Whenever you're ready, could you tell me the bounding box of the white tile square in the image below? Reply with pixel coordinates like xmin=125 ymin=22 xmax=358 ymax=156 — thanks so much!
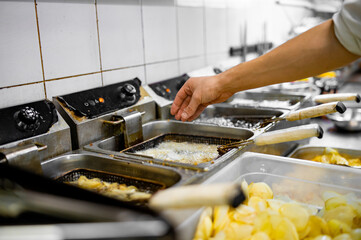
xmin=0 ymin=83 xmax=45 ymax=109
xmin=206 ymin=52 xmax=229 ymax=66
xmin=142 ymin=0 xmax=178 ymax=63
xmin=177 ymin=6 xmax=205 ymax=58
xmin=97 ymin=0 xmax=144 ymax=70
xmin=37 ymin=0 xmax=100 ymax=80
xmin=45 ymin=73 xmax=102 ymax=99
xmin=0 ymin=1 xmax=43 ymax=88
xmin=205 ymin=7 xmax=228 ymax=54
xmin=145 ymin=61 xmax=179 ymax=84
xmin=176 ymin=0 xmax=203 ymax=7
xmin=102 ymin=66 xmax=146 ymax=86
xmin=205 ymin=0 xmax=227 ymax=8
xmin=179 ymin=56 xmax=206 ymax=74
xmin=227 ymin=8 xmax=245 ymax=47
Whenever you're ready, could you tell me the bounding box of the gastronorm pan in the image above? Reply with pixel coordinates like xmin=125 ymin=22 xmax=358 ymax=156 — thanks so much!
xmin=223 ymin=91 xmax=308 ymax=110
xmin=84 ymin=121 xmax=255 ymax=171
xmin=121 ymin=133 xmax=242 ymax=171
xmin=41 ymin=152 xmax=182 ymax=202
xmin=196 ymin=102 xmax=345 ymax=131
xmin=327 ymin=107 xmax=361 ymax=132
xmin=0 ymin=163 xmax=175 ymax=240
xmin=192 ymin=105 xmax=287 ymax=131
xmin=174 ymin=152 xmax=361 ymax=240
xmin=288 ymin=145 xmax=361 ymax=168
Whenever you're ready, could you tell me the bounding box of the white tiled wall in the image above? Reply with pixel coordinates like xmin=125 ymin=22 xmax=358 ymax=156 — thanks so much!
xmin=45 ymin=73 xmax=102 ymax=100
xmin=145 ymin=60 xmax=179 ymax=84
xmin=37 ymin=0 xmax=100 ymax=80
xmin=179 ymin=56 xmax=206 ymax=73
xmin=102 ymin=66 xmax=146 ymax=86
xmin=142 ymin=0 xmax=178 ymax=63
xmin=0 ymin=0 xmax=43 ymax=88
xmin=0 ymin=0 xmax=310 ymax=108
xmin=177 ymin=5 xmax=205 ymax=58
xmin=97 ymin=0 xmax=144 ymax=70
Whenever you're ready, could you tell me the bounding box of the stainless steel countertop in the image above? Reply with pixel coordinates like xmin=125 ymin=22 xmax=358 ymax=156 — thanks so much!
xmin=309 ymin=118 xmax=361 ymax=149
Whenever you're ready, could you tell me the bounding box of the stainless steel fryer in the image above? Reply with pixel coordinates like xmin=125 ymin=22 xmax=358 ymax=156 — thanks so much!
xmin=0 ymin=99 xmax=71 ymax=174
xmin=41 ymin=151 xmax=187 ymax=206
xmin=223 ymin=91 xmax=310 ymax=110
xmin=42 ymin=152 xmax=182 ymax=188
xmin=193 ymin=105 xmax=288 ymax=130
xmin=53 ymin=78 xmax=156 ymax=150
xmin=84 ymin=120 xmax=255 ymax=171
xmin=121 ymin=133 xmax=241 ymax=169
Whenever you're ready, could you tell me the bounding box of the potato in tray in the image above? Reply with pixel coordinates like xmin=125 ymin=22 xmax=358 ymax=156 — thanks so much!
xmin=193 ymin=181 xmax=361 ymax=240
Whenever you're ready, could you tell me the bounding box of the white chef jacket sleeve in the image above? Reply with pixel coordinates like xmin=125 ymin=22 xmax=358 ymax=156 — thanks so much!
xmin=333 ymin=0 xmax=361 ymax=56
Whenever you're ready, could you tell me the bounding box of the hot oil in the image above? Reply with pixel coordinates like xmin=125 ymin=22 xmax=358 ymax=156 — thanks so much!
xmin=193 ymin=116 xmax=262 ymax=129
xmin=230 ymin=98 xmax=292 ymax=108
xmin=135 ymin=141 xmax=219 ymax=165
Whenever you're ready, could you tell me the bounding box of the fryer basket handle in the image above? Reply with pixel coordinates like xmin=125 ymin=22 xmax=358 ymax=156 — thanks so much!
xmin=254 ymin=123 xmax=323 ymax=146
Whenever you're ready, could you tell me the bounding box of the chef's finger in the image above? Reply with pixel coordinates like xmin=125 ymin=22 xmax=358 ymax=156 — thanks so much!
xmin=187 ymin=105 xmax=208 ymax=122
xmin=171 ymin=85 xmax=189 ymax=116
xmin=181 ymin=93 xmax=201 ymax=121
xmin=175 ymin=96 xmax=191 ymax=120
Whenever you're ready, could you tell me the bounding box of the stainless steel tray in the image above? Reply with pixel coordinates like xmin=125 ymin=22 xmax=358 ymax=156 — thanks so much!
xmin=288 ymin=145 xmax=361 ymax=168
xmin=193 ymin=105 xmax=288 ymax=131
xmin=172 ymin=152 xmax=361 ymax=240
xmin=327 ymin=107 xmax=361 ymax=132
xmin=84 ymin=120 xmax=255 ymax=171
xmin=41 ymin=151 xmax=183 ymax=188
xmin=223 ymin=91 xmax=309 ymax=110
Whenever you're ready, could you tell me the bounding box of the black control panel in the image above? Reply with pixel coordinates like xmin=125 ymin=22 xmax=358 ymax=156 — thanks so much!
xmin=57 ymin=78 xmax=142 ymax=119
xmin=148 ymin=74 xmax=189 ymax=101
xmin=0 ymin=100 xmax=58 ymax=145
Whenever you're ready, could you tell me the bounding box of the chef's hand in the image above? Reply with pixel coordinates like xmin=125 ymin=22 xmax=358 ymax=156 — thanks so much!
xmin=170 ymin=75 xmax=234 ymax=122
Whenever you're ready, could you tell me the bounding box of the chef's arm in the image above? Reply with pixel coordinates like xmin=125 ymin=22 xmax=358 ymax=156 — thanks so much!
xmin=172 ymin=19 xmax=360 ymax=122
xmin=220 ymin=19 xmax=360 ymax=94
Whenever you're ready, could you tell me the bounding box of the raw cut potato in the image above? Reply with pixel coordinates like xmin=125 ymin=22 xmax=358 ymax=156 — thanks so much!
xmin=193 ymin=182 xmax=361 ymax=240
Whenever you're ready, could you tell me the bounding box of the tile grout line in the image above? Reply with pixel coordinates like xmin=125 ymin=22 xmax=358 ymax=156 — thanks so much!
xmin=175 ymin=0 xmax=181 ymax=75
xmin=1 ymin=53 xmax=212 ymax=90
xmin=45 ymin=71 xmax=102 ymax=82
xmin=140 ymin=0 xmax=148 ymax=84
xmin=33 ymin=0 xmax=47 ymax=99
xmin=0 ymin=81 xmax=45 ymax=90
xmin=202 ymin=0 xmax=208 ymax=65
xmin=94 ymin=0 xmax=104 ymax=86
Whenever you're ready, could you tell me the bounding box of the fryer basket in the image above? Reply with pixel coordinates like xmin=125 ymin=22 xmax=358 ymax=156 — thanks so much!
xmin=56 ymin=168 xmax=165 ymax=194
xmin=123 ymin=133 xmax=241 ymax=155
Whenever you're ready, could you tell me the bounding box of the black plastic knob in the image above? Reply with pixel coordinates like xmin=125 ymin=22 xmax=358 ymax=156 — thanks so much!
xmin=121 ymin=84 xmax=136 ymax=96
xmin=14 ymin=107 xmax=41 ymax=131
xmin=119 ymin=84 xmax=137 ymax=104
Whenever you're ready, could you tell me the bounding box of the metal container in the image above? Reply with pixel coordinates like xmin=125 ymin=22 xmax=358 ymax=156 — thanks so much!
xmin=288 ymin=145 xmax=361 ymax=168
xmin=172 ymin=152 xmax=361 ymax=240
xmin=41 ymin=151 xmax=183 ymax=189
xmin=327 ymin=107 xmax=361 ymax=131
xmin=223 ymin=91 xmax=310 ymax=110
xmin=254 ymin=81 xmax=321 ymax=97
xmin=193 ymin=105 xmax=288 ymax=131
xmin=191 ymin=105 xmax=311 ymax=157
xmin=0 ymin=100 xmax=71 ymax=174
xmin=1 ymin=158 xmax=175 ymax=240
xmin=84 ymin=120 xmax=255 ymax=171
xmin=53 ymin=79 xmax=156 ymax=150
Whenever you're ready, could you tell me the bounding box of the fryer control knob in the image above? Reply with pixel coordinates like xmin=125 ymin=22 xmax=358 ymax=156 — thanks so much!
xmin=14 ymin=107 xmax=41 ymax=131
xmin=119 ymin=84 xmax=137 ymax=104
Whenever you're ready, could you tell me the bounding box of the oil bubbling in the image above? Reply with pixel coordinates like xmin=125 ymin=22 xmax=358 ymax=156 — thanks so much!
xmin=135 ymin=141 xmax=219 ymax=165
